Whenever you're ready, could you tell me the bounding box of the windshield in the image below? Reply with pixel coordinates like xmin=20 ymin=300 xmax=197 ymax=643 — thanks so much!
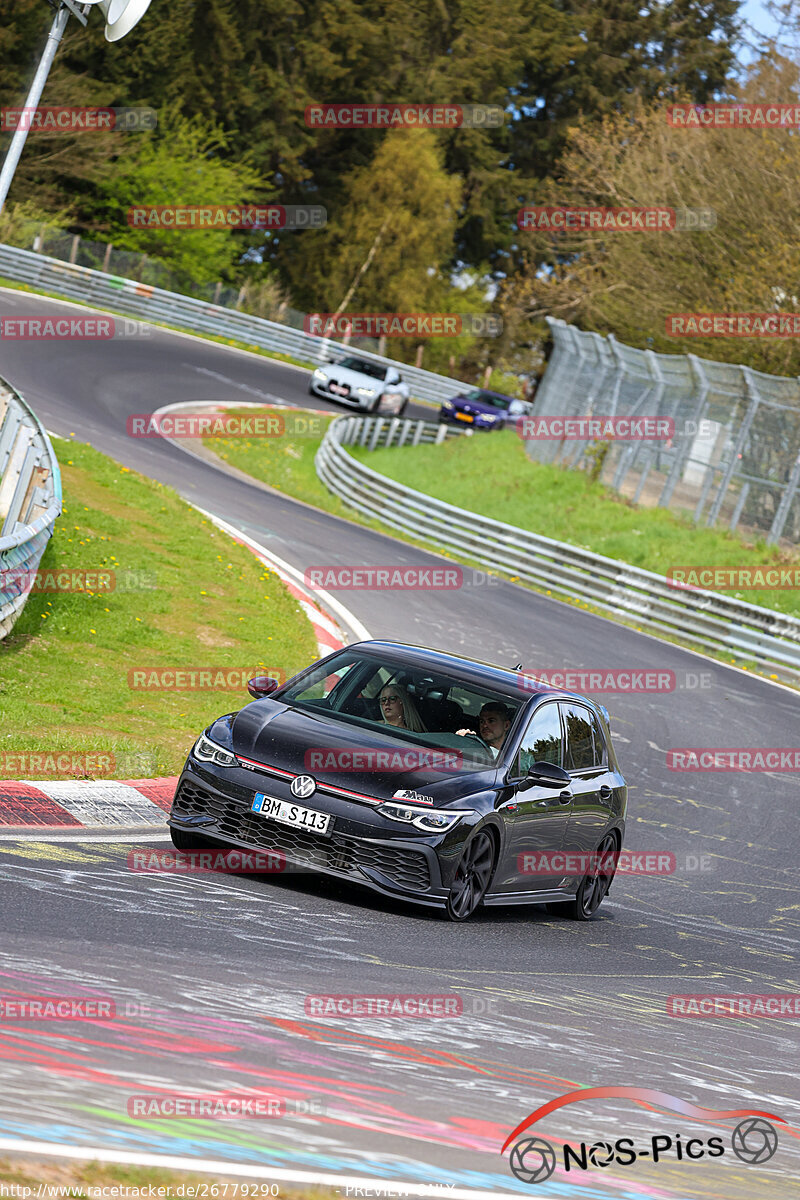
xmin=277 ymin=651 xmax=522 ymax=771
xmin=338 ymin=357 xmax=387 ymax=380
xmin=462 ymin=389 xmax=511 ymax=410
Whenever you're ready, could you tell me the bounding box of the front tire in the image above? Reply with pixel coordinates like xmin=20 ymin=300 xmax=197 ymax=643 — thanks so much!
xmin=562 ymin=833 xmax=618 ymax=920
xmin=445 ymin=830 xmax=496 ymax=922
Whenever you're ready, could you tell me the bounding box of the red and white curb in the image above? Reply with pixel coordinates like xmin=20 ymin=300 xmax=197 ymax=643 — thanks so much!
xmin=1 ymin=502 xmax=369 ymax=828
xmin=0 ymin=778 xmax=176 ymax=828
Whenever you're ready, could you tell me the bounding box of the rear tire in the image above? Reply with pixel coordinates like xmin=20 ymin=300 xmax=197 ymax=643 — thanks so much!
xmin=170 ymin=826 xmax=212 ymax=851
xmin=562 ymin=833 xmax=618 ymax=920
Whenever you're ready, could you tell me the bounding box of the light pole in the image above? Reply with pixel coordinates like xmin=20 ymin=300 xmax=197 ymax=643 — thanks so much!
xmin=0 ymin=0 xmax=152 ymax=215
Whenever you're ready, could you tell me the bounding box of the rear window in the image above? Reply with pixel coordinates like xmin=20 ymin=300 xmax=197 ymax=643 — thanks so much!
xmin=561 ymin=703 xmax=606 ymax=770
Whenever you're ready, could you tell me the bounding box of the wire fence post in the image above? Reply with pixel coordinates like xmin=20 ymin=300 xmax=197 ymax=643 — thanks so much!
xmin=767 ymin=449 xmax=800 ymax=544
xmin=659 ymin=353 xmax=710 ymax=509
xmin=707 ymin=367 xmax=761 ymax=527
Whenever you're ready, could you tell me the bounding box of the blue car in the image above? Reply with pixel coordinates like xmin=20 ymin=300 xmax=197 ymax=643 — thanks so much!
xmin=439 ymin=387 xmax=530 ymax=430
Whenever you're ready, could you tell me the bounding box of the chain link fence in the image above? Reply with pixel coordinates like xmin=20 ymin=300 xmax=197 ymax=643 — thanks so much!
xmin=529 ymin=318 xmax=800 ymax=546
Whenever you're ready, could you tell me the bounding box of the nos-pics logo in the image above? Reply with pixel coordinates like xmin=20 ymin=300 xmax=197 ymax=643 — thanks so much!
xmin=501 ymin=1087 xmax=785 ymax=1184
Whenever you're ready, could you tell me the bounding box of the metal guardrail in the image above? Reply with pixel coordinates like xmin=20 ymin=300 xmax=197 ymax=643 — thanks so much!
xmin=0 ymin=243 xmax=465 ymax=407
xmin=316 ymin=415 xmax=800 ymax=682
xmin=0 ymin=376 xmax=62 ymax=638
xmin=531 ymin=317 xmax=800 ymax=545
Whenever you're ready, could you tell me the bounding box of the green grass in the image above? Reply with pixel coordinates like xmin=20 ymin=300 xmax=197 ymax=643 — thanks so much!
xmin=0 ymin=438 xmax=318 ymax=778
xmin=206 ymin=411 xmax=396 ymax=534
xmin=205 ymin=411 xmax=800 ymax=617
xmin=348 ymin=429 xmax=800 ymax=618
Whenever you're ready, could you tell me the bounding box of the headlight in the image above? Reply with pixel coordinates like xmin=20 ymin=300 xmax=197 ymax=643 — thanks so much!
xmin=193 ymin=733 xmax=239 ymax=767
xmin=313 ymin=369 xmax=328 ymax=380
xmin=442 ymin=400 xmax=454 ymax=409
xmin=377 ymin=802 xmax=467 ymax=831
xmin=357 ymin=386 xmax=376 ymax=396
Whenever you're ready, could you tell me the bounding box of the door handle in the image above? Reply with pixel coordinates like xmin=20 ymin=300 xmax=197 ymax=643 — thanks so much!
xmin=536 ymin=790 xmax=573 ymax=808
xmin=599 ymin=785 xmax=613 ymax=801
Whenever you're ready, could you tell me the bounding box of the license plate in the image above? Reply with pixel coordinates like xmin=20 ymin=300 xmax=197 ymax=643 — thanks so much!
xmin=251 ymin=793 xmax=332 ymax=836
xmin=455 ymin=412 xmax=473 ymax=422
xmin=329 ymin=383 xmax=349 ymax=396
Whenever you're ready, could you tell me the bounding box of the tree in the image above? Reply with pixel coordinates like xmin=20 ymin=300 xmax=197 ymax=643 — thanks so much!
xmin=498 ymin=52 xmax=800 ymax=378
xmin=91 ymin=110 xmax=266 ymax=290
xmin=287 ymin=127 xmax=460 ymax=312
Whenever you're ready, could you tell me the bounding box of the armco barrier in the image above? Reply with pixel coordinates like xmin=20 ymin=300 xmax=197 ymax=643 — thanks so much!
xmin=0 ymin=243 xmax=465 ymax=407
xmin=316 ymin=415 xmax=800 ymax=682
xmin=0 ymin=377 xmax=62 ymax=638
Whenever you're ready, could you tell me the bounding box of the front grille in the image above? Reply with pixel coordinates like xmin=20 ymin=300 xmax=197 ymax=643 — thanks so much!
xmin=172 ymin=781 xmax=430 ymax=891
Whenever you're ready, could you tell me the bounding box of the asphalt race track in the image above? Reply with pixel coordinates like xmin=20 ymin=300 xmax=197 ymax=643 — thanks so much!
xmin=1 ymin=290 xmax=799 ymax=1198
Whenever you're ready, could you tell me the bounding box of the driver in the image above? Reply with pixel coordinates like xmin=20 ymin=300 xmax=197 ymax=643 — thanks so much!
xmin=456 ymin=702 xmax=512 ymax=759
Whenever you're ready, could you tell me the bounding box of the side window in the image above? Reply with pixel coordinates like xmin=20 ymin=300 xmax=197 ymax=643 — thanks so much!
xmin=561 ymin=704 xmax=604 ymax=770
xmin=516 ymin=704 xmax=563 ymax=775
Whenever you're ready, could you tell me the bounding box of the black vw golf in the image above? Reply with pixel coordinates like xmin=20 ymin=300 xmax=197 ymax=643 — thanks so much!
xmin=169 ymin=641 xmax=627 ymax=921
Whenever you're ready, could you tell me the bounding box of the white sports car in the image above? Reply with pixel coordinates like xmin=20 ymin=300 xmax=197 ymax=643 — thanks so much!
xmin=309 ymin=355 xmax=410 ymax=415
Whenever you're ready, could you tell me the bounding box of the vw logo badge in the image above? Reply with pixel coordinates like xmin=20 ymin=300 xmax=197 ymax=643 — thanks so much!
xmin=291 ymin=774 xmax=316 ymax=799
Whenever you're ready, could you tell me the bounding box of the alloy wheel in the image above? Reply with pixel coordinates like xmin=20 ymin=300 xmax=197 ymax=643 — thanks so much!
xmin=445 ymin=830 xmax=495 ymax=921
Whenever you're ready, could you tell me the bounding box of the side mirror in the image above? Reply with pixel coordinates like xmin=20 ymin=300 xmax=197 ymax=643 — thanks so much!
xmin=247 ymin=676 xmax=279 ymax=699
xmin=526 ymin=761 xmax=571 ymax=788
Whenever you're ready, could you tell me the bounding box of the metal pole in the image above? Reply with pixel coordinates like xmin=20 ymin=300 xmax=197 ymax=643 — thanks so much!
xmin=0 ymin=4 xmax=73 ymax=215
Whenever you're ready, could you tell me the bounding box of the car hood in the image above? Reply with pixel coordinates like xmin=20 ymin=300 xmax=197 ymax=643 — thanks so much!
xmin=220 ymin=699 xmax=496 ymax=805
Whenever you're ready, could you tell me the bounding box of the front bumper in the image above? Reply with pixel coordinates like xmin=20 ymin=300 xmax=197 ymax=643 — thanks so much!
xmin=439 ymin=409 xmax=500 ymax=430
xmin=309 ymin=378 xmax=370 ymax=409
xmin=169 ymin=762 xmax=454 ymax=909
